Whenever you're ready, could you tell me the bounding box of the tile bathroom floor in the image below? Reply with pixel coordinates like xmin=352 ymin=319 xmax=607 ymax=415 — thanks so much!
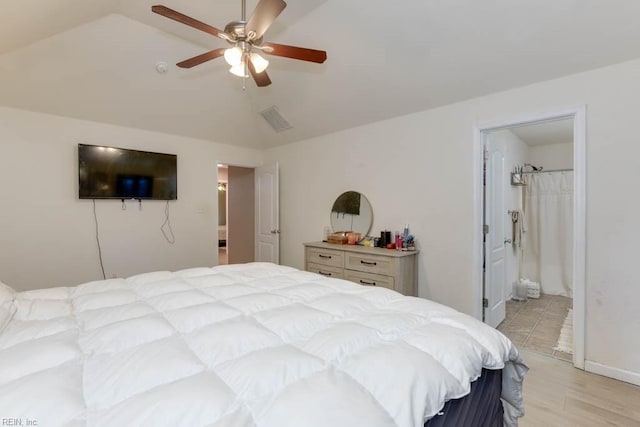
xmin=498 ymin=294 xmax=573 ymax=362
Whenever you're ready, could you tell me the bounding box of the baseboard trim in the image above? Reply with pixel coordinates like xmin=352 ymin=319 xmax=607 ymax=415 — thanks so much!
xmin=585 ymin=361 xmax=640 ymax=386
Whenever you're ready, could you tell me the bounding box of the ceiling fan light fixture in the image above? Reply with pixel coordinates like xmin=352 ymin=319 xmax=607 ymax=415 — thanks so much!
xmin=152 ymin=1 xmax=327 ymax=88
xmin=229 ymin=63 xmax=248 ymax=78
xmin=224 ymin=46 xmax=243 ymax=66
xmin=250 ymin=53 xmax=269 ymax=73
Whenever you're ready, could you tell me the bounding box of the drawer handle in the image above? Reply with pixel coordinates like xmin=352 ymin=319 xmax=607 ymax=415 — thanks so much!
xmin=319 ymin=254 xmax=332 ymax=259
xmin=318 ymin=271 xmax=332 ymax=277
xmin=360 ymin=260 xmax=377 ymax=266
xmin=360 ymin=280 xmax=376 ymax=286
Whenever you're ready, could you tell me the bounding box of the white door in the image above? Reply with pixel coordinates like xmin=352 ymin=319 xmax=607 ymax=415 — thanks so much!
xmin=255 ymin=163 xmax=279 ymax=263
xmin=484 ymin=136 xmax=506 ymax=327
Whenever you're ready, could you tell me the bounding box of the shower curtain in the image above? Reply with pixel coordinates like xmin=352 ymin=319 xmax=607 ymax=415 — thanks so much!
xmin=522 ymin=171 xmax=573 ymax=297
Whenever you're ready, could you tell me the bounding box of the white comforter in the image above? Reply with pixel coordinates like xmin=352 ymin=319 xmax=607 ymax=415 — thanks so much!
xmin=0 ymin=263 xmax=526 ymax=427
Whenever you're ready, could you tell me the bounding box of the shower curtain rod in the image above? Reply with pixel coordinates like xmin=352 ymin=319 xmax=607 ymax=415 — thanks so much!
xmin=521 ymin=168 xmax=573 ymax=174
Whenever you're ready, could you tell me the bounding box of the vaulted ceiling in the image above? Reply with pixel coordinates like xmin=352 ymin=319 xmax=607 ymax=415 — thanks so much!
xmin=2 ymin=0 xmax=640 ymax=149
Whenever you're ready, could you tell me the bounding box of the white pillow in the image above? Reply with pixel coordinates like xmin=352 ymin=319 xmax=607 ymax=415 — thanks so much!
xmin=0 ymin=281 xmax=17 ymax=332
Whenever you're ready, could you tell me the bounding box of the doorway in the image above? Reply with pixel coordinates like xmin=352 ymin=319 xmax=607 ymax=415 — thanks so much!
xmin=473 ymin=106 xmax=586 ymax=369
xmin=217 ymin=165 xmax=256 ymax=265
xmin=217 ymin=166 xmax=228 ymax=264
xmin=216 ymin=162 xmax=280 ymax=265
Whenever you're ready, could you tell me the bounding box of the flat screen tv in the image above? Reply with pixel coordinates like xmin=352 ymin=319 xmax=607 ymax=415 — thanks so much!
xmin=78 ymin=144 xmax=177 ymax=200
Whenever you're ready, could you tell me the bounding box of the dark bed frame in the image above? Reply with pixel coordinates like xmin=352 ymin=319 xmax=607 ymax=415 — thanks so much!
xmin=424 ymin=368 xmax=503 ymax=427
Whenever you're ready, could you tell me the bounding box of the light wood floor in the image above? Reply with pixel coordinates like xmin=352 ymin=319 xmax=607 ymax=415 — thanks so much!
xmin=519 ymin=349 xmax=640 ymax=426
xmin=218 ymin=247 xmax=228 ymax=265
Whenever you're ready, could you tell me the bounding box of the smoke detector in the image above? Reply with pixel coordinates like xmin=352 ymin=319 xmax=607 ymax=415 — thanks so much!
xmin=155 ymin=62 xmax=169 ymax=74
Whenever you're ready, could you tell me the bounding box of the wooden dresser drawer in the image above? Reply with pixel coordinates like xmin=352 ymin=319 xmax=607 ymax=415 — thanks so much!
xmin=307 ymin=262 xmax=344 ymax=279
xmin=304 ymin=242 xmax=418 ymax=296
xmin=307 ymin=247 xmax=344 ymax=268
xmin=345 ymin=252 xmax=396 ymax=276
xmin=344 ymin=270 xmax=395 ymax=290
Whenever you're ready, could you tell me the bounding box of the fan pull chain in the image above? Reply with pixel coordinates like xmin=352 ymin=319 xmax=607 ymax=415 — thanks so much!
xmin=243 ymin=60 xmax=247 ymax=91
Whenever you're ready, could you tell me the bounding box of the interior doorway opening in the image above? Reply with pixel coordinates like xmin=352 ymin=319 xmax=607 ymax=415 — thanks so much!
xmin=217 ymin=164 xmax=256 ymax=265
xmin=216 ymin=162 xmax=280 ymax=266
xmin=474 ymin=106 xmax=586 ymax=369
xmin=217 ymin=168 xmax=228 ymax=264
xmin=218 ymin=177 xmax=229 ymax=265
xmin=484 ymin=118 xmax=574 ymax=363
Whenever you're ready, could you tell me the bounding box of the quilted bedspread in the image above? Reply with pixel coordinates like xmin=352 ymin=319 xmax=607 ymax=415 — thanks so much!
xmin=0 ymin=263 xmax=526 ymax=427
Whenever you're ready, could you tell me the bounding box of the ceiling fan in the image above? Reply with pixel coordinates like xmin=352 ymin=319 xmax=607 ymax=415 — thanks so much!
xmin=152 ymin=0 xmax=327 ymax=87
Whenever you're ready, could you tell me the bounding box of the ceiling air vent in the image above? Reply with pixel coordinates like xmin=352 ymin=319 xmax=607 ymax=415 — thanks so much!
xmin=260 ymin=106 xmax=293 ymax=132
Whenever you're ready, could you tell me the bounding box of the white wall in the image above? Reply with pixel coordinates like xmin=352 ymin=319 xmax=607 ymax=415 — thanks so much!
xmin=488 ymin=129 xmax=529 ymax=298
xmin=0 ymin=106 xmax=262 ymax=291
xmin=528 ymin=142 xmax=573 ymax=171
xmin=265 ymin=57 xmax=640 ymax=382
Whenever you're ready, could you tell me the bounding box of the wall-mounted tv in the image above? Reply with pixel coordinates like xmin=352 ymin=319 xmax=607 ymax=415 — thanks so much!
xmin=78 ymin=144 xmax=177 ymax=200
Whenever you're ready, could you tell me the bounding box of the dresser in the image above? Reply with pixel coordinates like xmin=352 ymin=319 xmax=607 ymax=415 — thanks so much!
xmin=303 ymin=241 xmax=419 ymax=296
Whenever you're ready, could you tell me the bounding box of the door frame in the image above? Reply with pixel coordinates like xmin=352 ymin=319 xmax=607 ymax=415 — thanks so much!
xmin=216 ymin=160 xmax=260 ymax=266
xmin=216 ymin=160 xmax=280 ymax=265
xmin=472 ymin=105 xmax=586 ymax=369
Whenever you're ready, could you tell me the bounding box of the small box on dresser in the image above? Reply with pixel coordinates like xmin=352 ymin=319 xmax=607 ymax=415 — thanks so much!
xmin=303 ymin=242 xmax=419 ymax=296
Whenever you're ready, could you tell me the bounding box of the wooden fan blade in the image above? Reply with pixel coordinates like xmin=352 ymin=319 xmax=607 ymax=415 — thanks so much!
xmin=262 ymin=42 xmax=327 ymax=63
xmin=152 ymin=5 xmax=226 ymax=39
xmin=176 ymin=48 xmax=226 ymax=68
xmin=248 ymin=59 xmax=272 ymax=87
xmin=245 ymin=0 xmax=286 ymax=40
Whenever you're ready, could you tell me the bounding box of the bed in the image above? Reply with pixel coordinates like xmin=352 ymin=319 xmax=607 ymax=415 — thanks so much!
xmin=0 ymin=263 xmax=527 ymax=426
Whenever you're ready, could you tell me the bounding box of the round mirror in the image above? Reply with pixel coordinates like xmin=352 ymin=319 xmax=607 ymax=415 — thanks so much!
xmin=330 ymin=191 xmax=373 ymax=241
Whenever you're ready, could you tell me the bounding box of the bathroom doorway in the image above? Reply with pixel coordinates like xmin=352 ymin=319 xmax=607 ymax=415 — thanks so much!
xmin=487 ymin=119 xmax=574 ymax=362
xmin=474 ymin=106 xmax=586 ymax=369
